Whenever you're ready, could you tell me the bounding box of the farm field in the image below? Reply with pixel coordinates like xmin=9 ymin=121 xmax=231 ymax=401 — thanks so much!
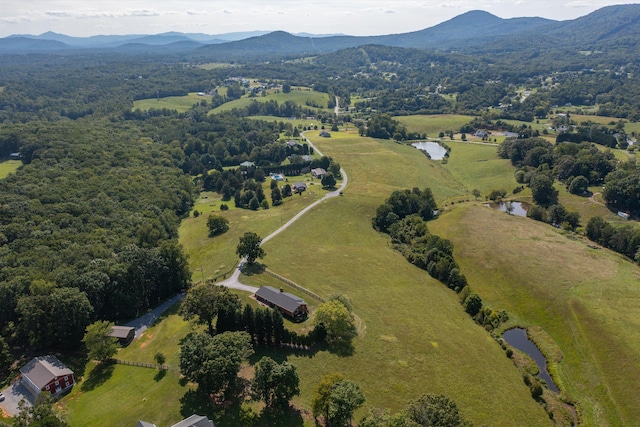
xmin=429 ymin=204 xmax=640 ymax=426
xmin=0 ymin=159 xmax=20 ymax=179
xmin=395 ymin=114 xmax=474 ymax=137
xmin=211 ymin=90 xmax=331 ymax=114
xmin=186 ymin=129 xmax=553 ymax=425
xmin=133 ymin=92 xmax=210 ymax=112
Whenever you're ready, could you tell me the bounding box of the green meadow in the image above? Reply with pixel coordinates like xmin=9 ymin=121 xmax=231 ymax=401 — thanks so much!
xmin=239 ymin=130 xmax=551 ymax=426
xmin=429 ymin=204 xmax=640 ymax=426
xmin=0 ymin=159 xmax=21 ymax=179
xmin=133 ymin=92 xmax=209 ymax=112
xmin=211 ymin=90 xmax=331 ymax=114
xmin=62 ymin=127 xmax=637 ymax=426
xmin=395 ymin=114 xmax=475 ymax=136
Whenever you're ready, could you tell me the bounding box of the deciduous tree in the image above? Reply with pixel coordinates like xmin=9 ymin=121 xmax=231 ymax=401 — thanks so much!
xmin=207 ymin=214 xmax=229 ymax=237
xmin=252 ymin=356 xmax=300 ymax=408
xmin=82 ymin=320 xmax=118 ymax=363
xmin=179 ymin=331 xmax=253 ymax=396
xmin=236 ymin=232 xmax=266 ymax=265
xmin=181 ymin=283 xmax=241 ymax=335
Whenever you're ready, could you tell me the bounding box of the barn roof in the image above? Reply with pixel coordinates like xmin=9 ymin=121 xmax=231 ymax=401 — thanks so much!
xmin=20 ymin=355 xmax=73 ymax=389
xmin=255 ymin=286 xmax=306 ymax=314
xmin=109 ymin=325 xmax=135 ymax=339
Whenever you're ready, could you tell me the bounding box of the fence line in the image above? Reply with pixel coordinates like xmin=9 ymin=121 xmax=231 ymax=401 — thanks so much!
xmin=210 ymin=260 xmax=239 ymax=283
xmin=112 ymin=358 xmax=169 ymax=371
xmin=264 ymin=268 xmax=326 ymax=303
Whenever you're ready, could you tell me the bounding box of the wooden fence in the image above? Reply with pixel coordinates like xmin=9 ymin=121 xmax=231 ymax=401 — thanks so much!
xmin=264 ymin=268 xmax=326 ymax=303
xmin=112 ymin=358 xmax=169 ymax=371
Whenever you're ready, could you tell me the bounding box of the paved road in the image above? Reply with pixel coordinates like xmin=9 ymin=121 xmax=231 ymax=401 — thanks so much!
xmin=218 ymin=132 xmax=348 ymax=293
xmin=125 ymin=292 xmax=185 ymax=339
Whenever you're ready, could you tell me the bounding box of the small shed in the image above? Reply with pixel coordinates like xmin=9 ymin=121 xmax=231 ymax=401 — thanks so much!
xmin=311 ymin=168 xmax=327 ymax=178
xmin=292 ymin=182 xmax=307 ymax=193
xmin=255 ymin=286 xmax=308 ymax=320
xmin=109 ymin=325 xmax=136 ymax=346
xmin=20 ymin=355 xmax=75 ymax=397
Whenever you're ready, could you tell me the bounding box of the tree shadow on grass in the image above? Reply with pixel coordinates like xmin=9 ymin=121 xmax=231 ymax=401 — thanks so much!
xmin=240 ymin=262 xmax=266 ymax=277
xmin=154 ymin=369 xmax=167 ymax=382
xmin=326 ymin=339 xmax=355 ymax=357
xmin=258 ymin=406 xmax=304 ymax=427
xmin=81 ymin=361 xmax=115 ymax=392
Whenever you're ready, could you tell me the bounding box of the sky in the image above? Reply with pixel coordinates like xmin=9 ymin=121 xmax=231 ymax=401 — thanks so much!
xmin=1 ymin=0 xmax=638 ymax=38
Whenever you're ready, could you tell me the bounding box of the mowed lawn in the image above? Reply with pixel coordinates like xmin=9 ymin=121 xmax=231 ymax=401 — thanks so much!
xmin=0 ymin=159 xmax=21 ymax=179
xmin=236 ymin=130 xmax=551 ymax=426
xmin=63 ymin=304 xmax=201 ymax=427
xmin=429 ymin=204 xmax=640 ymax=426
xmin=133 ymin=92 xmax=209 ymax=112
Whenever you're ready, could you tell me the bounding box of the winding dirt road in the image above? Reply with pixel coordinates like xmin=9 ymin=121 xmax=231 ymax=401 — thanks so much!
xmin=218 ymin=132 xmax=348 ymax=292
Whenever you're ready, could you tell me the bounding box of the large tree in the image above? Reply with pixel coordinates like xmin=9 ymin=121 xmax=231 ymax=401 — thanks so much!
xmin=207 ymin=214 xmax=229 ymax=237
xmin=181 ymin=283 xmax=241 ymax=335
xmin=82 ymin=320 xmax=118 ymax=363
xmin=236 ymin=231 xmax=266 ymax=265
xmin=252 ymin=356 xmax=300 ymax=408
xmin=405 ymin=394 xmax=470 ymax=427
xmin=179 ymin=331 xmax=253 ymax=396
xmin=314 ymin=300 xmax=357 ymax=345
xmin=328 ymin=380 xmax=366 ymax=426
xmin=530 ymin=173 xmax=558 ymax=207
xmin=312 ymin=373 xmax=345 ymax=422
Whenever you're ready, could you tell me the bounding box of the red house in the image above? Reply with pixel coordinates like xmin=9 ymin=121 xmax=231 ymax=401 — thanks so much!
xmin=20 ymin=355 xmax=75 ymax=397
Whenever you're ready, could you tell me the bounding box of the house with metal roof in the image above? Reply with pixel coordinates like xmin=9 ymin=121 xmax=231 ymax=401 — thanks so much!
xmin=20 ymin=355 xmax=75 ymax=397
xmin=109 ymin=325 xmax=136 ymax=346
xmin=254 ymin=286 xmax=308 ymax=320
xmin=136 ymin=414 xmax=214 ymax=427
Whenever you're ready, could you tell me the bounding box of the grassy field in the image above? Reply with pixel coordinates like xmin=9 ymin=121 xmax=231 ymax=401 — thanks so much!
xmin=429 ymin=204 xmax=640 ymax=426
xmin=395 ymin=114 xmax=475 ymax=136
xmin=133 ymin=92 xmax=209 ymax=112
xmin=180 ymin=173 xmax=335 ymax=284
xmin=62 ymin=126 xmax=637 ymax=426
xmin=237 ymin=130 xmax=552 ymax=426
xmin=0 ymin=160 xmax=21 ymax=179
xmin=248 ymin=116 xmax=322 ymax=129
xmin=211 ymin=90 xmax=331 ymax=114
xmin=197 ymin=63 xmax=234 ymax=70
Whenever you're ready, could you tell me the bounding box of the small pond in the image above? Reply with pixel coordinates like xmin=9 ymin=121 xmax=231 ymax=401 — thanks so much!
xmin=485 ymin=201 xmax=530 ymax=218
xmin=502 ymin=328 xmax=559 ymax=393
xmin=412 ymin=142 xmax=447 ymax=160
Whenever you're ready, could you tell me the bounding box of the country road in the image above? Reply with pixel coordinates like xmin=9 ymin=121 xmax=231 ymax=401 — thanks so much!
xmin=218 ymin=132 xmax=348 ymax=291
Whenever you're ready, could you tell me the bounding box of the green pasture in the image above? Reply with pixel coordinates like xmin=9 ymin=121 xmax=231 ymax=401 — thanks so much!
xmin=248 ymin=116 xmax=321 ymax=129
xmin=237 ymin=131 xmax=552 ymax=426
xmin=437 ymin=140 xmax=518 ymax=202
xmin=0 ymin=160 xmax=21 ymax=179
xmin=211 ymin=90 xmax=331 ymax=114
xmin=133 ymin=92 xmax=209 ymax=113
xmin=395 ymin=114 xmax=475 ymax=136
xmin=197 ymin=63 xmax=233 ymax=70
xmin=429 ymin=204 xmax=640 ymax=426
xmin=180 ymin=173 xmax=333 ymax=284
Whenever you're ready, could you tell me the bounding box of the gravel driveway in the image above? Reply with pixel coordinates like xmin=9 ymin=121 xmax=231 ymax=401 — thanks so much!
xmin=0 ymin=380 xmax=34 ymax=417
